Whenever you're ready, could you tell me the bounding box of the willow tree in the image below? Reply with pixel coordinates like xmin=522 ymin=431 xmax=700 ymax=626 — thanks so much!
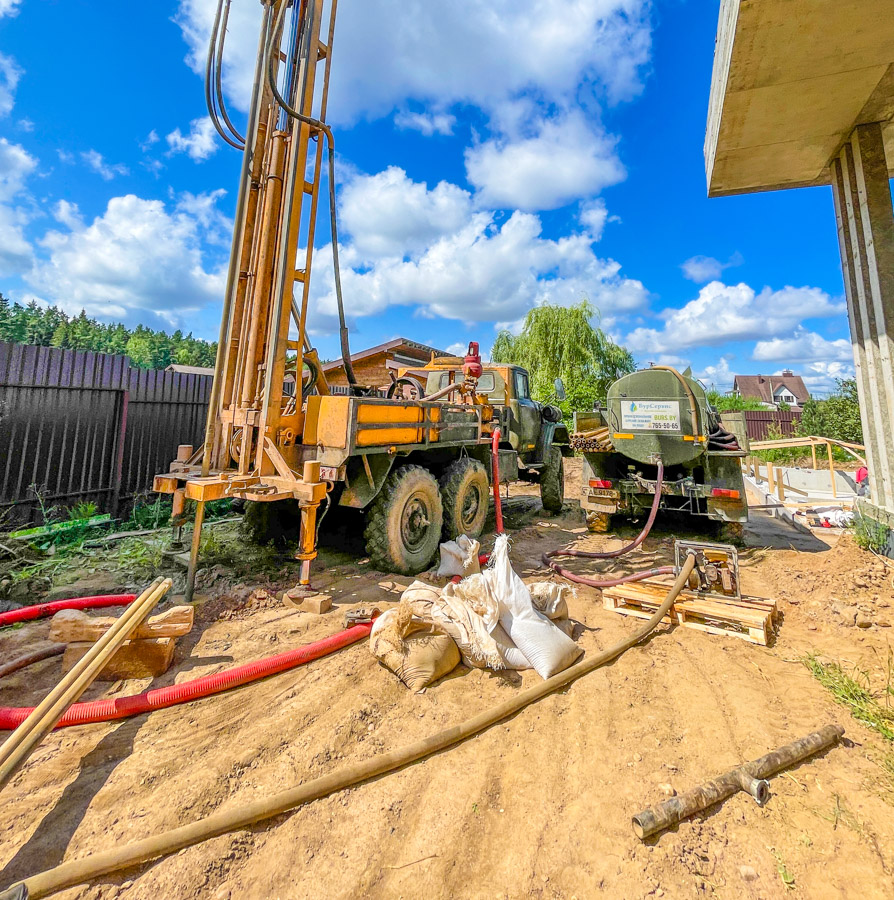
xmin=490 ymin=300 xmax=635 ymax=416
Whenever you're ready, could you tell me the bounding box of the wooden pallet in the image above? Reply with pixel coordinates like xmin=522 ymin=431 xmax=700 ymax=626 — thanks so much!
xmin=602 ymin=579 xmax=777 ymax=645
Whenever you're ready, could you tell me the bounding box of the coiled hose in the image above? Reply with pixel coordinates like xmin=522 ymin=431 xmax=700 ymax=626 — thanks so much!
xmin=543 ymin=462 xmax=667 ymax=588
xmin=0 ymin=623 xmax=373 ymax=731
xmin=3 ymin=556 xmax=695 ymax=900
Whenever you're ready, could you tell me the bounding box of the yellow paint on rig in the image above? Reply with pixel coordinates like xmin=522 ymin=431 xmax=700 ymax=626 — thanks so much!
xmin=613 ymin=432 xmax=634 ymax=439
xmin=355 ymin=398 xmax=432 ymax=447
xmin=304 ymin=395 xmax=350 ymax=449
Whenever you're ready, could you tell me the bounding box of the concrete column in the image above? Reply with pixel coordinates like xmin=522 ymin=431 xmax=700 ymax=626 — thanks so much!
xmin=829 ymin=122 xmax=894 ymax=516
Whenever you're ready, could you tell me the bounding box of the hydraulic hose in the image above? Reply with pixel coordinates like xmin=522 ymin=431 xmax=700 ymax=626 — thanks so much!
xmin=0 ymin=623 xmax=373 ymax=731
xmin=0 ymin=595 xmax=136 ymax=628
xmin=3 ymin=556 xmax=695 ymax=899
xmin=542 ymin=462 xmax=665 ymax=589
xmin=491 ymin=428 xmax=504 ymax=534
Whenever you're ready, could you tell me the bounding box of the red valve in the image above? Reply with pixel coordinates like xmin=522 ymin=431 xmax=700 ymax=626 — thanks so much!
xmin=463 ymin=341 xmax=483 ymax=380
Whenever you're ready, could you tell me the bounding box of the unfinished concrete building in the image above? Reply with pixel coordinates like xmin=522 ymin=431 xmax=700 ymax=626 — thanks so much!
xmin=706 ymin=0 xmax=894 ymax=538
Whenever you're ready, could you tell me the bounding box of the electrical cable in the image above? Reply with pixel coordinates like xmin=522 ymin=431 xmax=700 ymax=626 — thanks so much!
xmin=214 ymin=0 xmax=246 ymax=145
xmin=204 ymin=0 xmax=244 ymax=150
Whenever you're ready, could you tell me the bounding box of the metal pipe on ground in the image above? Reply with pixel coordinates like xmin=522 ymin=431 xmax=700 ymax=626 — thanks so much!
xmin=632 ymin=724 xmax=845 ymax=840
xmin=0 ymin=578 xmax=171 ymax=794
xmin=1 ymin=558 xmax=696 ymax=899
xmin=0 ymin=645 xmax=64 ymax=680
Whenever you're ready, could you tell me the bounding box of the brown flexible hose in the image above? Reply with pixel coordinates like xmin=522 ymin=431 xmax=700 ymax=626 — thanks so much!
xmin=0 ymin=645 xmax=64 ymax=680
xmin=3 ymin=557 xmax=696 ymax=899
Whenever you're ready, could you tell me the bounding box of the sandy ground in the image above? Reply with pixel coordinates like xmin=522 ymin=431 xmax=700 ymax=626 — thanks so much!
xmin=2 ymin=458 xmax=894 ymax=900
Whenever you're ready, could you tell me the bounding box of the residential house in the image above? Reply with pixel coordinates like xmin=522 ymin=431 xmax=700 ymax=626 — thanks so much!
xmin=732 ymin=370 xmax=810 ymax=409
xmin=322 ymin=338 xmax=449 ymax=391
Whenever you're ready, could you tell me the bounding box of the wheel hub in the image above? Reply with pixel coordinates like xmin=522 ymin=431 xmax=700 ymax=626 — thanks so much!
xmin=401 ymin=495 xmax=431 ymax=553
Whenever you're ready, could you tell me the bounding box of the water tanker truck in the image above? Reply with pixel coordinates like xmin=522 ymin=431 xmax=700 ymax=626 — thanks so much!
xmin=572 ymin=366 xmax=747 ymax=538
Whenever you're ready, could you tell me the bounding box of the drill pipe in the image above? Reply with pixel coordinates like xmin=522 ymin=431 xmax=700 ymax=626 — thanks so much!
xmin=632 ymin=724 xmax=845 ymax=840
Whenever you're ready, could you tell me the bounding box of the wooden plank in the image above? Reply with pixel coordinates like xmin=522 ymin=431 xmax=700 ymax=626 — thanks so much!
xmin=50 ymin=606 xmax=194 ymax=643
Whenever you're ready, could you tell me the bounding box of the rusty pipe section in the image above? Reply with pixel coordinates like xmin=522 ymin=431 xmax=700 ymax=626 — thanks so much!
xmin=632 ymin=724 xmax=845 ymax=840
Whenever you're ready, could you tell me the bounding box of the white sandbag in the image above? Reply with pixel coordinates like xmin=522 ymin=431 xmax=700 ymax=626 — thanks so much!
xmin=528 ymin=582 xmax=574 ymax=620
xmin=490 ymin=622 xmax=531 ymax=670
xmin=369 ymin=603 xmax=460 ymax=691
xmin=489 ymin=535 xmax=582 ymax=679
xmin=436 ymin=534 xmax=482 ymax=577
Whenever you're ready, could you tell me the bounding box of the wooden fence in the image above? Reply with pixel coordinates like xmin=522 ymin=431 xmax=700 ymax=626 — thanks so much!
xmin=741 ymin=410 xmax=802 ymax=441
xmin=0 ymin=343 xmax=211 ymax=525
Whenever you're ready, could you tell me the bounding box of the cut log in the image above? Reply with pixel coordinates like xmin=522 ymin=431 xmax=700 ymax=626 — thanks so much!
xmin=50 ymin=606 xmax=193 ymax=643
xmin=62 ymin=638 xmax=176 ymax=680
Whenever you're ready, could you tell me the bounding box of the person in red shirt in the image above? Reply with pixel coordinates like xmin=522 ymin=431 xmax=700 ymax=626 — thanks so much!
xmin=856 ymin=465 xmax=869 ymax=497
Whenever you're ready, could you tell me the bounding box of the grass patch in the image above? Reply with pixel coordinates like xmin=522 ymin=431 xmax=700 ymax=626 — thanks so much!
xmin=803 ymin=655 xmax=894 ymax=741
xmin=851 ymin=514 xmax=891 ymax=555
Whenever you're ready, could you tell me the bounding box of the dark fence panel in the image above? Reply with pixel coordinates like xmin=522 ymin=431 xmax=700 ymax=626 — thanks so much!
xmin=120 ymin=369 xmax=211 ymax=502
xmin=0 ymin=343 xmax=211 ymax=524
xmin=0 ymin=344 xmax=130 ymax=523
xmin=742 ymin=409 xmax=802 ymax=441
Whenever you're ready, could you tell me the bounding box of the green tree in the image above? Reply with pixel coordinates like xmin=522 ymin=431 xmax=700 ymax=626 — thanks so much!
xmin=490 ymin=300 xmax=635 ymax=417
xmin=705 ymin=389 xmax=766 ymax=412
xmin=799 ymin=378 xmax=862 ymax=443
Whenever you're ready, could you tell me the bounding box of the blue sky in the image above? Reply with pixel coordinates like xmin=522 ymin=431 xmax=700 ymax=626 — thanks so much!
xmin=0 ymin=0 xmax=860 ymax=394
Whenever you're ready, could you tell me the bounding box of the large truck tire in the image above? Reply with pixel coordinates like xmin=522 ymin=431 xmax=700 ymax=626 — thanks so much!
xmin=364 ymin=465 xmax=444 ymax=575
xmin=439 ymin=458 xmax=489 ymax=540
xmin=540 ymin=446 xmax=565 ymax=514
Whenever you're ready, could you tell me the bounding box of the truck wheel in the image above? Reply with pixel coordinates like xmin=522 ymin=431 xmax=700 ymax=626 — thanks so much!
xmin=439 ymin=458 xmax=489 ymax=540
xmin=364 ymin=465 xmax=443 ymax=575
xmin=540 ymin=446 xmax=564 ymax=514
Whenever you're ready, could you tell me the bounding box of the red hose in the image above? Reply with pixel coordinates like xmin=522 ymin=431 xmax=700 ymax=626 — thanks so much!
xmin=0 ymin=594 xmax=137 ymax=628
xmin=544 ymin=462 xmax=667 ymax=588
xmin=491 ymin=427 xmax=504 ymax=534
xmin=0 ymin=622 xmax=372 ymax=730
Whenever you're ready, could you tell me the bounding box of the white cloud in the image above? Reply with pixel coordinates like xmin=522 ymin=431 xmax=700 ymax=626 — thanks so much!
xmin=625 ymin=281 xmax=844 ymax=353
xmin=680 ymin=251 xmax=743 ymax=283
xmin=394 ymin=110 xmax=455 ymax=136
xmin=81 ymin=150 xmax=129 ymax=180
xmin=174 ymin=0 xmax=651 ymax=122
xmin=52 ymin=199 xmax=84 ymax=231
xmin=579 ymin=199 xmax=609 ymax=239
xmin=0 ymin=138 xmax=37 ymax=275
xmin=175 ymin=188 xmax=232 ymax=246
xmin=465 ymin=113 xmax=625 ymax=211
xmin=166 ymin=117 xmax=218 ymax=161
xmin=308 ymin=167 xmax=647 ymax=333
xmin=697 ymin=356 xmax=735 ymax=390
xmin=752 ymin=328 xmax=853 ymax=364
xmin=140 ymin=130 xmax=160 ymax=151
xmin=0 ymin=0 xmax=21 ymax=17
xmin=0 ymin=52 xmax=22 ymax=117
xmin=339 ymin=166 xmax=472 ymax=257
xmin=799 ymin=361 xmax=854 ymax=395
xmin=27 ymin=194 xmax=225 ymax=328
xmin=0 ymin=137 xmax=35 ymax=201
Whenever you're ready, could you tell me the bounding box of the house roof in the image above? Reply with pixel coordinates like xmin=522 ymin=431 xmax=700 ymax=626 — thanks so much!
xmin=321 ymin=338 xmax=449 ymax=372
xmin=165 ymin=364 xmax=215 ymax=376
xmin=733 ymin=372 xmax=810 ymax=404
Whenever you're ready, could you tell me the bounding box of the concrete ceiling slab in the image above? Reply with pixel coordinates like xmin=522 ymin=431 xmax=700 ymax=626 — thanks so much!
xmin=705 ymin=0 xmax=894 ymax=197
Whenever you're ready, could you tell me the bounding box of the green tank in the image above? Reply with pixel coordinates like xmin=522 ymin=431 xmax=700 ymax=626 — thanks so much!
xmin=574 ymin=366 xmax=747 ymax=536
xmin=606 ymin=367 xmax=711 ymax=466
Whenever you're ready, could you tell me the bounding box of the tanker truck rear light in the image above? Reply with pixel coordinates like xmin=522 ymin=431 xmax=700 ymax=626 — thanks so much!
xmin=588 ymin=479 xmax=613 ymax=489
xmin=711 ymin=488 xmax=740 ymax=499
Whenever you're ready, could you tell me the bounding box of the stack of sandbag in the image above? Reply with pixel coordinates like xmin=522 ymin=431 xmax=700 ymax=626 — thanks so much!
xmin=369 ymin=603 xmax=460 ymax=692
xmin=390 ymin=534 xmax=581 ymax=679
